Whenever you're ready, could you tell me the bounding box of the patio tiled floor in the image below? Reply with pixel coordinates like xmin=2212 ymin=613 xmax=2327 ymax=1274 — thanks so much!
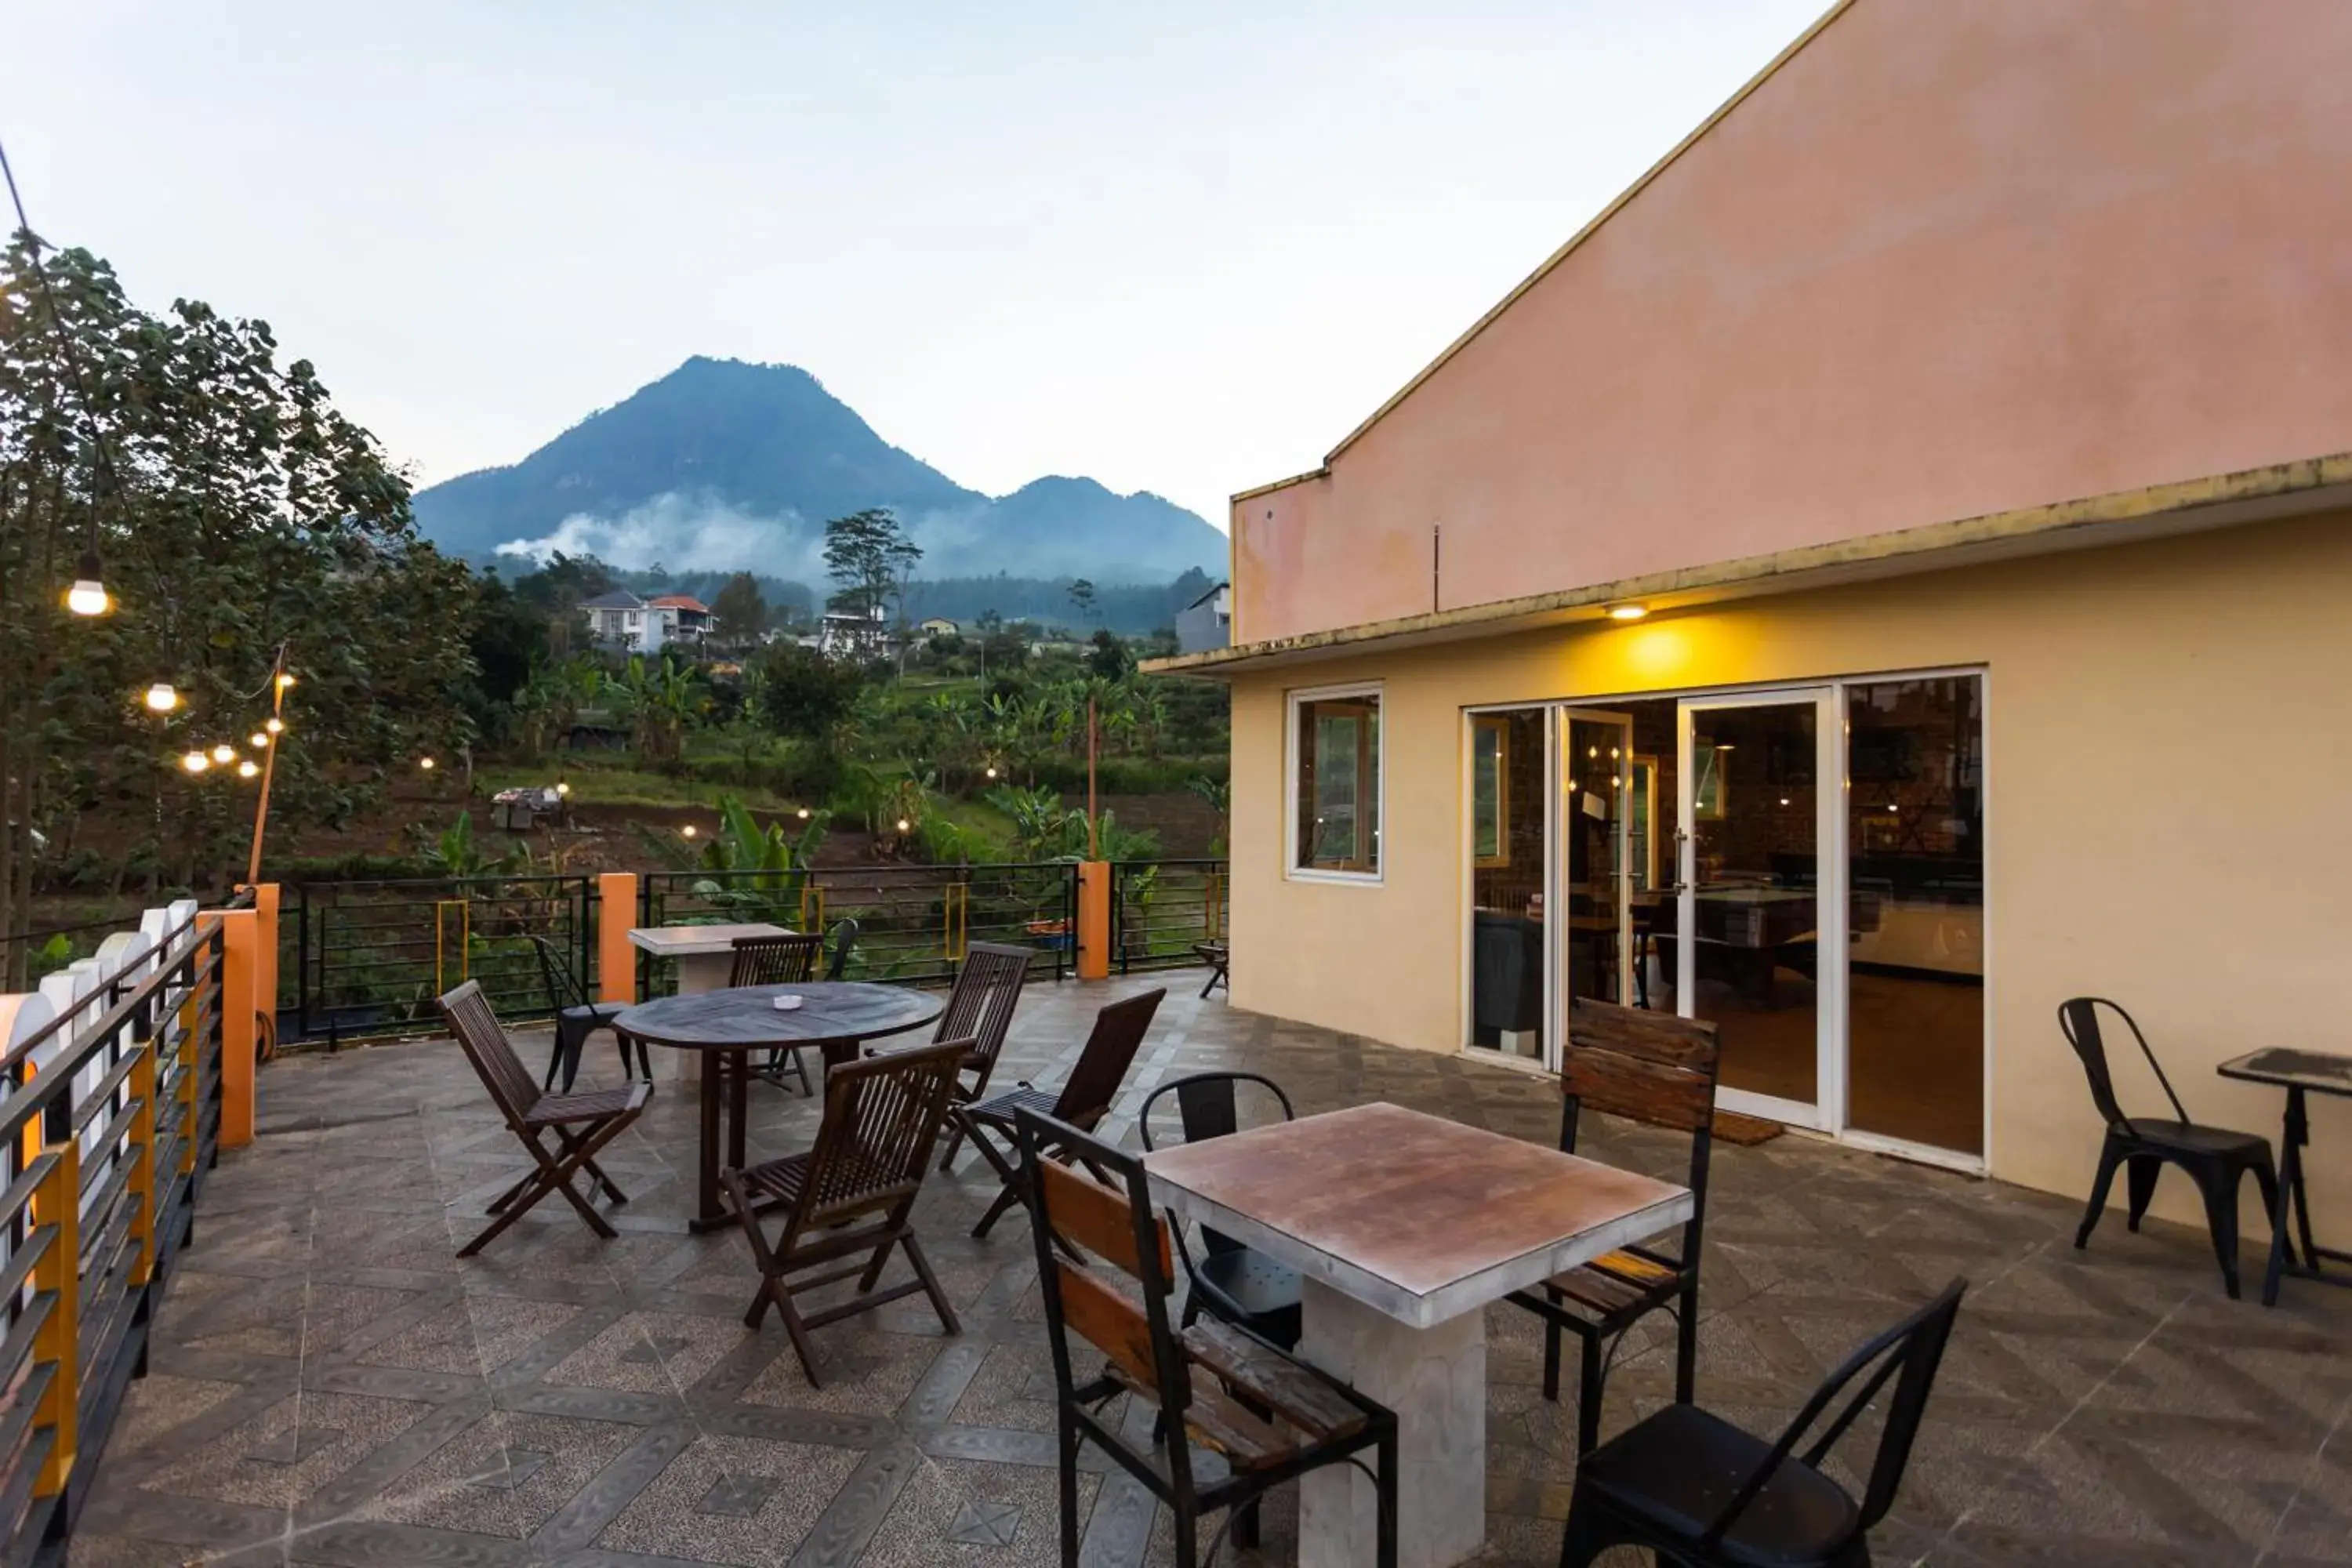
xmin=69 ymin=971 xmax=2352 ymax=1566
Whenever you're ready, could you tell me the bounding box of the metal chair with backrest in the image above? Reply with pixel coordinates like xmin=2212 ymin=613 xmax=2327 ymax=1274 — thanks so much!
xmin=955 ymin=987 xmax=1163 ymax=1239
xmin=1504 ymin=996 xmax=1722 ymax=1456
xmin=927 ymin=942 xmax=1036 ymax=1171
xmin=731 ymin=931 xmax=827 ymax=1092
xmin=1558 ymin=1277 xmax=1967 ymax=1568
xmin=528 ymin=935 xmax=647 ymax=1091
xmin=2060 ymin=996 xmax=2281 ymax=1298
xmin=720 ymin=1036 xmax=971 ymax=1386
xmin=1139 ymin=1072 xmax=1305 ymax=1350
xmin=823 ymin=916 xmax=859 ymax=980
xmin=437 ymin=979 xmax=652 ymax=1257
xmin=1014 ymin=1105 xmax=1398 ymax=1568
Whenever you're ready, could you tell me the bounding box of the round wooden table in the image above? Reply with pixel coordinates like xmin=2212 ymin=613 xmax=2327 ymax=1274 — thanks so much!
xmin=614 ymin=982 xmax=945 ymax=1232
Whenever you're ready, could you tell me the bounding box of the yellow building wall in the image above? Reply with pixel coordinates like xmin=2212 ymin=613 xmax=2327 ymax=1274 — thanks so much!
xmin=1229 ymin=512 xmax=2352 ymax=1233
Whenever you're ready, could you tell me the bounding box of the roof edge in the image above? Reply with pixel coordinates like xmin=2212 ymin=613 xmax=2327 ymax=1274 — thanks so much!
xmin=1307 ymin=0 xmax=1859 ymax=475
xmin=1231 ymin=467 xmax=1330 ymax=507
xmin=1144 ymin=452 xmax=2352 ymax=677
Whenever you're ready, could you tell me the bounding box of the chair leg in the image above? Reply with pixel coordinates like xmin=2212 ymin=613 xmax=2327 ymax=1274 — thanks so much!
xmin=937 ymin=1120 xmax=969 ymax=1174
xmin=1377 ymin=1427 xmax=1399 ymax=1568
xmin=2074 ymin=1138 xmax=2127 ymax=1249
xmin=1541 ymin=1318 xmax=1563 ymax=1403
xmin=898 ymin=1229 xmax=964 ymax=1336
xmin=2124 ymin=1156 xmax=2162 ymax=1232
xmin=1557 ymin=1489 xmax=1608 ymax=1568
xmin=1674 ymin=1283 xmax=1700 ymax=1406
xmin=1575 ymin=1330 xmax=1606 ymax=1457
xmin=2250 ymin=1149 xmax=2288 ymax=1267
xmin=971 ymin=1181 xmax=1025 ymax=1239
xmin=2195 ymin=1163 xmax=2247 ymax=1300
xmin=1058 ymin=1411 xmax=1082 ymax=1568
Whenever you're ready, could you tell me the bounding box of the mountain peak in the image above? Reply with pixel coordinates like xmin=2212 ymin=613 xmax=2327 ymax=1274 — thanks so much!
xmin=411 ymin=362 xmax=1226 ymax=584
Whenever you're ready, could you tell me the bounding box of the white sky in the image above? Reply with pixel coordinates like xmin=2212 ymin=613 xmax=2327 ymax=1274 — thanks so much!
xmin=6 ymin=1 xmax=1827 ymax=531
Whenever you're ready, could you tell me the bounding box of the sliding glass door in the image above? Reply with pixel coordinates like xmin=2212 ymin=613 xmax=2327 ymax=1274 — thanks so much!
xmin=1563 ymin=711 xmax=1635 ymax=1015
xmin=1677 ymin=691 xmax=1835 ymax=1130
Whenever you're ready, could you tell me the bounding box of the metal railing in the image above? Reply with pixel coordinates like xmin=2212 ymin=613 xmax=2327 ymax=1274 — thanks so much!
xmin=1111 ymin=858 xmax=1228 ymax=975
xmin=638 ymin=862 xmax=1080 ymax=996
xmin=0 ymin=911 xmax=224 ymax=1555
xmin=291 ymin=876 xmax=595 ymax=1045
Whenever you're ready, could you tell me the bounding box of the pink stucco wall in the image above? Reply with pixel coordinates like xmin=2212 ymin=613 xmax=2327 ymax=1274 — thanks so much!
xmin=1234 ymin=0 xmax=2352 ymax=644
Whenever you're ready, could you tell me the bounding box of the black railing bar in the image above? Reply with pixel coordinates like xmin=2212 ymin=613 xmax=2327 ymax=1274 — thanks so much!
xmin=2 ymin=924 xmax=215 ymax=1075
xmin=76 ymin=1148 xmax=139 ymax=1241
xmin=70 ymin=1050 xmax=146 ymax=1136
xmin=296 ymin=874 xmax=590 ymax=893
xmin=0 ymin=1349 xmax=56 ymax=1470
xmin=0 ymin=1298 xmax=56 ymax=1421
xmin=0 ymin=1153 xmax=63 ymax=1240
xmin=0 ymin=1218 xmax=56 ymax=1312
xmin=0 ymin=1423 xmax=55 ymax=1548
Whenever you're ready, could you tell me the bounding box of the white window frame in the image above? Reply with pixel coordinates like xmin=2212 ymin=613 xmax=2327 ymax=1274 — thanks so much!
xmin=1285 ymin=681 xmax=1385 ymax=885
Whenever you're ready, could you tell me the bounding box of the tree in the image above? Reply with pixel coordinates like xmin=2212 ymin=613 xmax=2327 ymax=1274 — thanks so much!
xmin=1068 ymin=577 xmax=1097 ymax=630
xmin=822 ymin=507 xmax=922 ymax=671
xmin=604 ymin=654 xmax=702 ymax=764
xmin=0 ymin=234 xmax=477 ymax=970
xmin=1087 ymin=628 xmax=1134 ymax=681
xmin=710 ymin=571 xmax=769 ymax=647
xmin=751 ymin=641 xmax=865 ymax=740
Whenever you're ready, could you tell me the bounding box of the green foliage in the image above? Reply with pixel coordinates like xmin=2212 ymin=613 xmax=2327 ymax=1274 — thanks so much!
xmin=823 ymin=507 xmax=921 ymax=624
xmin=752 ymin=641 xmax=866 ymax=740
xmin=709 ymin=572 xmax=769 ymax=646
xmin=604 ymin=653 xmax=704 ymax=764
xmin=417 ymin=811 xmax=520 ymax=878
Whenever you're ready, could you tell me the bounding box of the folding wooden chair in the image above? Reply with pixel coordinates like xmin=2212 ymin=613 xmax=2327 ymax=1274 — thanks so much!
xmin=953 ymin=987 xmax=1163 ymax=1239
xmin=927 ymin=942 xmax=1035 ymax=1171
xmin=720 ymin=1036 xmax=971 ymax=1385
xmin=1016 ymin=1105 xmax=1398 ymax=1568
xmin=437 ymin=979 xmax=653 ymax=1258
xmin=731 ymin=931 xmax=826 ymax=1092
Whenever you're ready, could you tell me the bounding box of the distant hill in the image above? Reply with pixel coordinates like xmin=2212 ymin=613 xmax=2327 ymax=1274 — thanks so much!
xmin=412 ymin=357 xmax=1227 ymax=585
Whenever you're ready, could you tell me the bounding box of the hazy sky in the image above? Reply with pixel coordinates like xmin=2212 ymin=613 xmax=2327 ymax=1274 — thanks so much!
xmin=7 ymin=2 xmax=1826 ymax=531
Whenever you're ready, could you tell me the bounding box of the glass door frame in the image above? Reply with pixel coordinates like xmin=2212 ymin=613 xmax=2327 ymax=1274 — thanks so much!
xmin=1561 ymin=709 xmax=1637 ymax=1043
xmin=1675 ymin=688 xmax=1847 ymax=1135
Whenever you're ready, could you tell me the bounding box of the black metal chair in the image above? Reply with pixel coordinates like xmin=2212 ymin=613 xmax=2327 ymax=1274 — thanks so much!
xmin=2061 ymin=996 xmax=2282 ymax=1298
xmin=822 ymin=916 xmax=859 ymax=980
xmin=528 ymin=935 xmax=646 ymax=1091
xmin=955 ymin=987 xmax=1162 ymax=1239
xmin=1014 ymin=1105 xmax=1398 ymax=1568
xmin=1558 ymin=1278 xmax=1967 ymax=1568
xmin=1505 ymin=996 xmax=1722 ymax=1456
xmin=1139 ymin=1073 xmax=1304 ymax=1350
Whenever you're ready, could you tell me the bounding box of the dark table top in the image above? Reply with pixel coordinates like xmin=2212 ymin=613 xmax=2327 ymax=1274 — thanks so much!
xmin=612 ymin=982 xmax=943 ymax=1051
xmin=2218 ymin=1047 xmax=2352 ymax=1096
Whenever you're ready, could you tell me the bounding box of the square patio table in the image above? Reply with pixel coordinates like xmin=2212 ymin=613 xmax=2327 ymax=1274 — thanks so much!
xmin=1143 ymin=1100 xmax=1691 ymax=1568
xmin=2216 ymin=1047 xmax=2352 ymax=1305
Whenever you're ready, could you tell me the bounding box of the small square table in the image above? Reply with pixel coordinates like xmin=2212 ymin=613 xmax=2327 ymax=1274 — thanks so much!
xmin=2216 ymin=1047 xmax=2352 ymax=1306
xmin=626 ymin=924 xmax=789 ymax=1083
xmin=1144 ymin=1101 xmax=1691 ymax=1568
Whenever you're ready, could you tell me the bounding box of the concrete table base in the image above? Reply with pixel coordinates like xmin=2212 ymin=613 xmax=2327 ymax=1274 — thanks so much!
xmin=659 ymin=953 xmax=742 ymax=1084
xmin=1296 ymin=1276 xmax=1486 ymax=1568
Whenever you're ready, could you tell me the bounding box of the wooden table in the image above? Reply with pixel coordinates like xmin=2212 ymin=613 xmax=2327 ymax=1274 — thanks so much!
xmin=2217 ymin=1047 xmax=2352 ymax=1306
xmin=625 ymin=924 xmax=790 ymax=1084
xmin=612 ymin=982 xmax=943 ymax=1232
xmin=1144 ymin=1101 xmax=1690 ymax=1568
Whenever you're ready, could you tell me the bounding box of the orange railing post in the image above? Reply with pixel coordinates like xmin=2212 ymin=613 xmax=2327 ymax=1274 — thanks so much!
xmin=1076 ymin=862 xmax=1111 ymax=981
xmin=598 ymin=873 xmax=639 ymax=1005
xmin=31 ymin=1139 xmax=78 ymax=1502
xmin=216 ymin=909 xmax=258 ymax=1149
xmin=252 ymin=882 xmax=280 ymax=1057
xmin=128 ymin=1036 xmax=158 ymax=1288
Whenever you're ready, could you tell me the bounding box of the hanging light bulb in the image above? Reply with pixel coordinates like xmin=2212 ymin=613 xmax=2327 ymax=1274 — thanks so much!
xmin=275 ymin=672 xmax=296 ymax=691
xmin=209 ymin=743 xmax=235 ymax=765
xmin=64 ymin=550 xmax=109 ymax=617
xmin=264 ymin=717 xmax=285 ymax=735
xmin=249 ymin=731 xmax=270 ymax=750
xmin=143 ymin=683 xmax=180 ymax=714
xmin=236 ymin=758 xmax=260 ymax=779
xmin=180 ymin=750 xmax=209 ymax=775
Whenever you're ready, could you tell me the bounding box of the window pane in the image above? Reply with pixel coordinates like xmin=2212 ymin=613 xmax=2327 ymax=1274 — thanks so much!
xmin=1295 ymin=693 xmax=1380 ymax=873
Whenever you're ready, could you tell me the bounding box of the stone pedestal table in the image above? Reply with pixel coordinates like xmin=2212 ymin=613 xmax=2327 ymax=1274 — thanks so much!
xmin=623 ymin=924 xmax=790 ymax=1085
xmin=1144 ymin=1101 xmax=1690 ymax=1568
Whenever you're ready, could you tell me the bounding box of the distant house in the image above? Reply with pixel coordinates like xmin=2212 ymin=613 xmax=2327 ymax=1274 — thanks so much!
xmin=1175 ymin=580 xmax=1231 ymax=655
xmin=648 ymin=594 xmax=712 ymax=644
xmin=818 ymin=604 xmax=889 ymax=659
xmin=918 ymin=616 xmax=960 ymax=638
xmin=579 ymin=590 xmax=653 ymax=650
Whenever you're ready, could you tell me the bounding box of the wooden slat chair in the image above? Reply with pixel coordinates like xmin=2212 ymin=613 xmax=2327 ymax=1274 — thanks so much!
xmin=1014 ymin=1105 xmax=1399 ymax=1568
xmin=720 ymin=1036 xmax=971 ymax=1386
xmin=954 ymin=987 xmax=1163 ymax=1240
xmin=1504 ymin=996 xmax=1722 ymax=1456
xmin=730 ymin=931 xmax=826 ymax=1092
xmin=927 ymin=942 xmax=1036 ymax=1171
xmin=437 ymin=979 xmax=653 ymax=1258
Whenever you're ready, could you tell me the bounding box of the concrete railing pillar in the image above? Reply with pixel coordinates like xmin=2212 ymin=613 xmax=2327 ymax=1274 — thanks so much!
xmin=1076 ymin=862 xmax=1111 ymax=981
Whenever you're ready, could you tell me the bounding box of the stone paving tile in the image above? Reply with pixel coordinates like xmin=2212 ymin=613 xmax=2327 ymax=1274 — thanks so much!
xmin=66 ymin=969 xmax=2352 ymax=1567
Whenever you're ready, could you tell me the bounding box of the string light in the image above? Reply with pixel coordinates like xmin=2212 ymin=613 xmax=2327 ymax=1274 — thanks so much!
xmin=275 ymin=672 xmax=296 ymax=691
xmin=143 ymin=683 xmax=180 ymax=713
xmin=265 ymin=717 xmax=285 ymax=735
xmin=209 ymin=743 xmax=235 ymax=765
xmin=249 ymin=731 xmax=270 ymax=750
xmin=180 ymin=751 xmax=209 ymax=775
xmin=236 ymin=758 xmax=260 ymax=779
